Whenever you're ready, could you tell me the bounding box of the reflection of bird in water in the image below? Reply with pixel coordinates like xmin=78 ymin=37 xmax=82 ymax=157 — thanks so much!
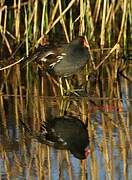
xmin=40 ymin=115 xmax=90 ymax=160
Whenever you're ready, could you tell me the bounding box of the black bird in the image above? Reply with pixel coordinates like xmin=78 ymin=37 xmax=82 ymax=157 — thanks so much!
xmin=40 ymin=115 xmax=90 ymax=160
xmin=27 ymin=36 xmax=89 ymax=77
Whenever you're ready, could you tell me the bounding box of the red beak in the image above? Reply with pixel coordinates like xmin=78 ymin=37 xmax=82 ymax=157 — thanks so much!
xmin=83 ymin=38 xmax=89 ymax=48
xmin=85 ymin=147 xmax=90 ymax=158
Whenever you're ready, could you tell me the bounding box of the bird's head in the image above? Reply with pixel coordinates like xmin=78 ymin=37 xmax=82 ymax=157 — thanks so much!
xmin=70 ymin=145 xmax=90 ymax=160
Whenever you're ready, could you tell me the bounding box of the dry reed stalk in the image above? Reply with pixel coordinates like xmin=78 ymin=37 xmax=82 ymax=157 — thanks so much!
xmin=0 ymin=23 xmax=16 ymax=39
xmin=0 ymin=95 xmax=6 ymax=122
xmin=41 ymin=76 xmax=46 ymax=96
xmin=0 ymin=6 xmax=12 ymax=54
xmin=105 ymin=66 xmax=112 ymax=97
xmin=3 ymin=69 xmax=11 ymax=93
xmin=65 ymin=79 xmax=72 ymax=93
xmin=41 ymin=146 xmax=47 ymax=179
xmin=91 ymin=120 xmax=102 ymax=153
xmin=58 ymin=0 xmax=69 ymax=42
xmin=123 ymin=77 xmax=130 ymax=126
xmin=59 ymin=77 xmax=64 ymax=96
xmin=41 ymin=0 xmax=48 ymax=36
xmin=0 ymin=96 xmax=9 ymax=138
xmin=90 ymin=150 xmax=98 ymax=180
xmin=63 ymin=97 xmax=72 ymax=114
xmin=123 ymin=13 xmax=127 ymax=48
xmin=24 ymin=3 xmax=34 ymax=41
xmin=33 ymin=0 xmax=38 ymax=41
xmin=108 ymin=119 xmax=115 ymax=180
xmin=1 ymin=6 xmax=7 ymax=40
xmin=79 ymin=0 xmax=85 ymax=35
xmin=102 ymin=74 xmax=106 ymax=97
xmin=1 ymin=150 xmax=10 ymax=180
xmin=0 ymin=57 xmax=24 ymax=71
xmin=47 ymin=147 xmax=52 ymax=180
xmin=69 ymin=9 xmax=73 ymax=40
xmin=30 ymin=96 xmax=39 ymax=131
xmin=100 ymin=0 xmax=107 ymax=49
xmin=85 ymin=36 xmax=95 ymax=70
xmin=15 ymin=0 xmax=21 ymax=42
xmin=17 ymin=66 xmax=25 ymax=121
xmin=14 ymin=70 xmax=20 ymax=129
xmin=13 ymin=152 xmax=22 ymax=173
xmin=32 ymin=87 xmax=39 ymax=130
xmin=0 ymin=0 xmax=5 ymax=6
xmin=80 ymin=160 xmax=87 ymax=180
xmin=36 ymin=153 xmax=43 ymax=178
xmin=95 ymin=76 xmax=101 ymax=97
xmin=46 ymin=73 xmax=58 ymax=96
xmin=50 ymin=1 xmax=59 ymax=28
xmin=24 ymin=6 xmax=29 ymax=57
xmin=128 ymin=2 xmax=132 ymax=40
xmin=105 ymin=0 xmax=115 ymax=26
xmin=85 ymin=0 xmax=94 ymax=39
xmin=43 ymin=73 xmax=63 ymax=97
xmin=102 ymin=115 xmax=111 ymax=179
xmin=39 ymin=146 xmax=45 ymax=179
xmin=95 ymin=43 xmax=120 ymax=70
xmin=93 ymin=0 xmax=101 ymax=23
xmin=39 ymin=95 xmax=46 ymax=123
xmin=27 ymin=152 xmax=34 ymax=178
xmin=59 ymin=98 xmax=66 ymax=115
xmin=116 ymin=83 xmax=132 ymax=152
xmin=117 ymin=0 xmax=127 ymax=43
xmin=14 ymin=95 xmax=19 ymax=128
xmin=25 ymin=66 xmax=30 ymax=108
xmin=0 ymin=29 xmax=12 ymax=54
xmin=81 ymin=98 xmax=88 ymax=123
xmin=120 ymin=113 xmax=132 ymax=153
xmin=118 ymin=125 xmax=127 ymax=180
xmin=87 ymin=113 xmax=98 ymax=179
xmin=45 ymin=0 xmax=76 ymax=34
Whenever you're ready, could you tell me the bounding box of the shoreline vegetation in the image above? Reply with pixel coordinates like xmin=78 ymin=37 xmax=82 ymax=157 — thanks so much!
xmin=0 ymin=1 xmax=132 ymax=179
xmin=0 ymin=0 xmax=131 ymax=101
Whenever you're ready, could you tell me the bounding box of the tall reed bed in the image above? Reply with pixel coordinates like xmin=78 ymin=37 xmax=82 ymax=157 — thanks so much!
xmin=0 ymin=1 xmax=131 ymax=96
xmin=0 ymin=0 xmax=132 ymax=55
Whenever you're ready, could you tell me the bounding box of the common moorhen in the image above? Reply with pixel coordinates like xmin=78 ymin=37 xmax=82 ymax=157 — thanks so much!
xmin=27 ymin=36 xmax=89 ymax=77
xmin=40 ymin=115 xmax=90 ymax=159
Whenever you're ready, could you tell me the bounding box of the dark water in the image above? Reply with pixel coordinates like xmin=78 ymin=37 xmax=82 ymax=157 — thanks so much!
xmin=0 ymin=93 xmax=132 ymax=179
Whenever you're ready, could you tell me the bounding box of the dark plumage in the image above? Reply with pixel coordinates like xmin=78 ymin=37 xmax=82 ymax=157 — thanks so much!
xmin=27 ymin=36 xmax=89 ymax=77
xmin=40 ymin=115 xmax=90 ymax=160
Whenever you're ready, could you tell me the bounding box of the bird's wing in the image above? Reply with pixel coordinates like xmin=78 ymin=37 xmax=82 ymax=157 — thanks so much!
xmin=40 ymin=121 xmax=68 ymax=149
